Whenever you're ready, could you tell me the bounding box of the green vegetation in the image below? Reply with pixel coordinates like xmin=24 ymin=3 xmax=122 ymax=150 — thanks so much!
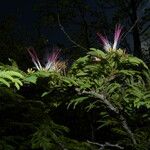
xmin=0 ymin=47 xmax=150 ymax=150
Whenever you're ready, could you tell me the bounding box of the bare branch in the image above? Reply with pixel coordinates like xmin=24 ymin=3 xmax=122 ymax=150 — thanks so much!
xmin=121 ymin=18 xmax=139 ymax=41
xmin=57 ymin=14 xmax=88 ymax=51
xmin=87 ymin=140 xmax=124 ymax=149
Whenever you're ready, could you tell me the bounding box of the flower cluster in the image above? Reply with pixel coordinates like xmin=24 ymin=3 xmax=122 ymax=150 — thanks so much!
xmin=27 ymin=47 xmax=66 ymax=72
xmin=97 ymin=24 xmax=123 ymax=52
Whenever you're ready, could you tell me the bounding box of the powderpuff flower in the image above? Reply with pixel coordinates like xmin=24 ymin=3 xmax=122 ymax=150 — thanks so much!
xmin=97 ymin=24 xmax=123 ymax=52
xmin=97 ymin=33 xmax=112 ymax=52
xmin=27 ymin=47 xmax=42 ymax=70
xmin=27 ymin=47 xmax=66 ymax=72
xmin=113 ymin=24 xmax=123 ymax=50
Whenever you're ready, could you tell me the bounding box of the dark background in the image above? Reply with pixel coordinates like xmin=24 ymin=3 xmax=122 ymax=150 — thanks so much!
xmin=0 ymin=0 xmax=149 ymax=68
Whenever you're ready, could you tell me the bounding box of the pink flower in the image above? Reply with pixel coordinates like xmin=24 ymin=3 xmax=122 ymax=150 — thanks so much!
xmin=45 ymin=48 xmax=60 ymax=70
xmin=27 ymin=47 xmax=65 ymax=72
xmin=113 ymin=24 xmax=123 ymax=50
xmin=27 ymin=47 xmax=42 ymax=70
xmin=97 ymin=33 xmax=111 ymax=52
xmin=97 ymin=24 xmax=123 ymax=52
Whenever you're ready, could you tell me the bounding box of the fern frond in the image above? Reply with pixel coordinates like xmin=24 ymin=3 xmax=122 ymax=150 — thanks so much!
xmin=0 ymin=70 xmax=23 ymax=90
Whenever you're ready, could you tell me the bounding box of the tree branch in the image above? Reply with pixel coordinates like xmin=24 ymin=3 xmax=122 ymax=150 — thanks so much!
xmin=57 ymin=14 xmax=88 ymax=51
xmin=76 ymin=88 xmax=137 ymax=145
xmin=87 ymin=140 xmax=124 ymax=149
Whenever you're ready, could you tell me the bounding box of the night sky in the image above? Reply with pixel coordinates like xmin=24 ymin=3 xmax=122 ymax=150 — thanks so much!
xmin=0 ymin=0 xmax=36 ymax=29
xmin=0 ymin=0 xmax=67 ymax=46
xmin=0 ymin=0 xmax=149 ymax=30
xmin=0 ymin=0 xmax=149 ymax=48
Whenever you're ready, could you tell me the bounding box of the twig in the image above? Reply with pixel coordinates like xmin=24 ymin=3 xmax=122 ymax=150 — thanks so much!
xmin=57 ymin=14 xmax=88 ymax=51
xmin=87 ymin=140 xmax=124 ymax=149
xmin=121 ymin=18 xmax=139 ymax=41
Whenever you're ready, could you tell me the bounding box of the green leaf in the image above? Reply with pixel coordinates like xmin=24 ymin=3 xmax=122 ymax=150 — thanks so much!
xmin=68 ymin=97 xmax=89 ymax=109
xmin=119 ymin=70 xmax=140 ymax=76
xmin=24 ymin=75 xmax=38 ymax=84
xmin=89 ymin=48 xmax=106 ymax=58
xmin=0 ymin=78 xmax=10 ymax=87
xmin=107 ymin=83 xmax=121 ymax=94
xmin=41 ymin=91 xmax=50 ymax=97
xmin=128 ymin=56 xmax=148 ymax=69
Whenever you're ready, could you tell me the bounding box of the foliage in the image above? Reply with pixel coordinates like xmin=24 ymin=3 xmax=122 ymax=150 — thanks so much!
xmin=0 ymin=64 xmax=96 ymax=150
xmin=61 ymin=48 xmax=150 ymax=149
xmin=67 ymin=48 xmax=149 ymax=107
xmin=0 ymin=63 xmax=24 ymax=89
xmin=21 ymin=47 xmax=150 ymax=149
xmin=31 ymin=120 xmax=94 ymax=150
xmin=1 ymin=48 xmax=150 ymax=149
